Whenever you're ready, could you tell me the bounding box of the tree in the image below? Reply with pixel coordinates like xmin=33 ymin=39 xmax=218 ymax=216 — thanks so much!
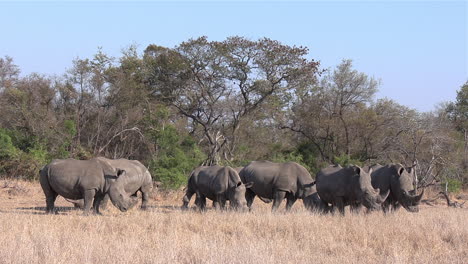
xmin=145 ymin=36 xmax=320 ymax=165
xmin=446 ymin=81 xmax=468 ymax=182
xmin=284 ymin=59 xmax=378 ymax=162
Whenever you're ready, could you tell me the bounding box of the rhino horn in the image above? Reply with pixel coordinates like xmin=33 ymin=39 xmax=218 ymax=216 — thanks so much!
xmin=409 ymin=189 xmax=424 ymax=204
xmin=401 ymin=189 xmax=423 ymax=204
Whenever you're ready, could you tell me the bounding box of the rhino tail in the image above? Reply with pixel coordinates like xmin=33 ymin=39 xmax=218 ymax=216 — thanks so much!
xmin=184 ymin=170 xmax=197 ymax=192
xmin=302 ymin=181 xmax=316 ymax=188
xmin=39 ymin=164 xmax=53 ymax=193
xmin=258 ymin=197 xmax=273 ymax=203
xmin=39 ymin=164 xmax=49 ymax=178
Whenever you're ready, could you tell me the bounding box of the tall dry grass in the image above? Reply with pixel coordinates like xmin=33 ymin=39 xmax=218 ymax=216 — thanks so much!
xmin=0 ymin=180 xmax=466 ymax=264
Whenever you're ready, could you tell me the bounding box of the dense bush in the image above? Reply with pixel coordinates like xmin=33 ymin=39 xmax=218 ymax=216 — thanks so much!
xmin=148 ymin=125 xmax=205 ymax=189
xmin=0 ymin=129 xmax=50 ymax=180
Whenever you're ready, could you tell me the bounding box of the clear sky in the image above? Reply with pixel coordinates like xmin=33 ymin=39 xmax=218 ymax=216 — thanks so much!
xmin=1 ymin=1 xmax=466 ymax=112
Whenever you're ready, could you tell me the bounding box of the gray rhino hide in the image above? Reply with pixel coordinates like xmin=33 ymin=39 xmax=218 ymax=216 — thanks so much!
xmin=67 ymin=157 xmax=154 ymax=210
xmin=240 ymin=161 xmax=314 ymax=199
xmin=182 ymin=165 xmax=248 ymax=210
xmin=39 ymin=158 xmax=134 ymax=215
xmin=239 ymin=161 xmax=320 ymax=211
xmin=370 ymin=164 xmax=423 ymax=212
xmin=316 ymin=165 xmax=388 ymax=214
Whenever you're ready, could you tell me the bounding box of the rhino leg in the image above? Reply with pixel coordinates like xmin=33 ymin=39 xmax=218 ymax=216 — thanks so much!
xmin=391 ymin=202 xmax=401 ymax=212
xmin=195 ymin=194 xmax=207 ymax=211
xmin=285 ymin=194 xmax=297 ymax=211
xmin=350 ymin=202 xmax=362 ymax=214
xmin=182 ymin=188 xmax=195 ymax=209
xmin=39 ymin=172 xmax=58 ymax=214
xmin=272 ymin=191 xmax=286 ymax=212
xmin=92 ymin=193 xmax=105 ymax=215
xmin=45 ymin=193 xmax=58 ymax=214
xmin=213 ymin=195 xmax=226 ymax=210
xmin=100 ymin=194 xmax=109 ymax=210
xmin=140 ymin=191 xmax=149 ymax=210
xmin=334 ymin=197 xmax=345 ymax=216
xmin=381 ymin=199 xmax=391 ymax=213
xmin=245 ymin=189 xmax=256 ymax=211
xmin=140 ymin=185 xmax=152 ymax=210
xmin=82 ymin=189 xmax=96 ymax=216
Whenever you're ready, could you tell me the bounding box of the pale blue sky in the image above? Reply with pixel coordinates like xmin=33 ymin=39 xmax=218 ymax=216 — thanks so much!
xmin=1 ymin=1 xmax=466 ymax=111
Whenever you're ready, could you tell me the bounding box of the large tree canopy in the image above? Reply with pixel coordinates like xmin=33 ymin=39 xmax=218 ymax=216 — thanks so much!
xmin=0 ymin=37 xmax=465 ymax=190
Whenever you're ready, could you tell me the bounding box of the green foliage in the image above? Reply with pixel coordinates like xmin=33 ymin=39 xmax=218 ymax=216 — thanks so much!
xmin=268 ymin=148 xmax=312 ymax=173
xmin=27 ymin=142 xmax=49 ymax=166
xmin=294 ymin=142 xmax=325 ymax=175
xmin=4 ymin=129 xmax=35 ymax=153
xmin=73 ymin=146 xmax=93 ymax=160
xmin=0 ymin=129 xmax=19 ymax=159
xmin=0 ymin=129 xmax=50 ymax=180
xmin=55 ymin=144 xmax=70 ymax=159
xmin=148 ymin=125 xmax=205 ymax=189
xmin=442 ymin=178 xmax=462 ymax=193
xmin=447 ymin=82 xmax=468 ymax=123
xmin=333 ymin=154 xmax=363 ymax=168
xmin=64 ymin=120 xmax=77 ymax=137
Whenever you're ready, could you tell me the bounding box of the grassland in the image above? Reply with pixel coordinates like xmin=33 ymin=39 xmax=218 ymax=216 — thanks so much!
xmin=0 ymin=179 xmax=467 ymax=264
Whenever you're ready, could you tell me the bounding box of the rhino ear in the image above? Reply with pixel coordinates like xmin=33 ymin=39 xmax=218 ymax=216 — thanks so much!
xmin=406 ymin=167 xmax=414 ymax=174
xmin=116 ymin=169 xmax=126 ymax=178
xmin=397 ymin=166 xmax=404 ymax=176
xmin=353 ymin=166 xmax=361 ymax=175
xmin=153 ymin=181 xmax=162 ymax=188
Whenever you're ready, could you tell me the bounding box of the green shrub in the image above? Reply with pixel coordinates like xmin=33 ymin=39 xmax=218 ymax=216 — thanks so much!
xmin=442 ymin=178 xmax=462 ymax=193
xmin=63 ymin=120 xmax=77 ymax=137
xmin=0 ymin=129 xmax=19 ymax=159
xmin=333 ymin=154 xmax=363 ymax=168
xmin=270 ymin=151 xmax=310 ymax=171
xmin=148 ymin=125 xmax=205 ymax=189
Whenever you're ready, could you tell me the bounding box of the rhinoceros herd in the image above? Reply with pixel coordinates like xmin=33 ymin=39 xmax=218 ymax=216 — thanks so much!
xmin=39 ymin=158 xmax=424 ymax=215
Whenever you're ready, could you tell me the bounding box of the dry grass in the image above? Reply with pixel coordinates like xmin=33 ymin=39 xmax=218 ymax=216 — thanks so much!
xmin=0 ymin=180 xmax=467 ymax=264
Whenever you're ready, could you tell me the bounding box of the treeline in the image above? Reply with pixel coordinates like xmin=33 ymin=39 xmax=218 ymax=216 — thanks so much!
xmin=0 ymin=36 xmax=466 ymax=190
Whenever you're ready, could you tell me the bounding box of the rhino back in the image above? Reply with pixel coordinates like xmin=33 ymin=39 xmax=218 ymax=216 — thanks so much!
xmin=316 ymin=165 xmax=354 ymax=203
xmin=47 ymin=159 xmax=104 ymax=199
xmin=100 ymin=158 xmax=152 ymax=194
xmin=241 ymin=161 xmax=303 ymax=199
xmin=194 ymin=165 xmax=228 ymax=200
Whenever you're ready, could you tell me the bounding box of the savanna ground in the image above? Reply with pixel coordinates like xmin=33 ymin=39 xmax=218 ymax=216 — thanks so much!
xmin=0 ymin=179 xmax=467 ymax=264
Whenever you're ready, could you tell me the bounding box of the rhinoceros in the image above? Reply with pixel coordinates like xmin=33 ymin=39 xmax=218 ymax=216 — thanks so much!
xmin=369 ymin=163 xmax=424 ymax=212
xmin=182 ymin=165 xmax=253 ymax=210
xmin=316 ymin=165 xmax=389 ymax=215
xmin=239 ymin=161 xmax=325 ymax=212
xmin=66 ymin=157 xmax=154 ymax=211
xmin=306 ymin=183 xmax=331 ymax=213
xmin=39 ymin=158 xmax=139 ymax=215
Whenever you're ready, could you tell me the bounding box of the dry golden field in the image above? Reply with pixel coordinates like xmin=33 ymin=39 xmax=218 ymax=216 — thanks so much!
xmin=0 ymin=179 xmax=467 ymax=264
